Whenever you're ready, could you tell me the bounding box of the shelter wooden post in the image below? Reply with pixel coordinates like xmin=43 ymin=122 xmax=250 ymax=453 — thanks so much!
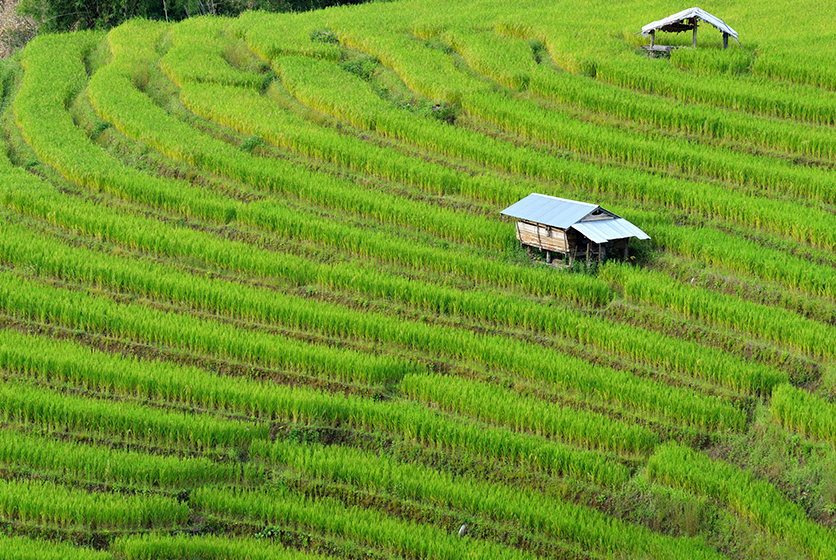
xmin=723 ymin=32 xmax=729 ymax=49
xmin=692 ymin=18 xmax=697 ymax=47
xmin=546 ymin=251 xmax=552 ymax=264
xmin=650 ymin=29 xmax=655 ymax=47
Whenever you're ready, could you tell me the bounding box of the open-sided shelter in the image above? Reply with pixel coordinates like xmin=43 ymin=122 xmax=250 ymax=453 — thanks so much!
xmin=500 ymin=193 xmax=650 ymax=263
xmin=641 ymin=7 xmax=739 ymax=52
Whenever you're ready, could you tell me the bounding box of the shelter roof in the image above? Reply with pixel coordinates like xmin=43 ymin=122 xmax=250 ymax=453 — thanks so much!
xmin=641 ymin=7 xmax=739 ymax=43
xmin=500 ymin=193 xmax=597 ymax=230
xmin=499 ymin=193 xmax=650 ymax=243
xmin=572 ymin=219 xmax=650 ymax=244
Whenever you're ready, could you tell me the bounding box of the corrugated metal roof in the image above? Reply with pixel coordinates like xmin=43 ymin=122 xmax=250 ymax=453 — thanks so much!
xmin=641 ymin=7 xmax=739 ymax=43
xmin=499 ymin=193 xmax=651 ymax=243
xmin=499 ymin=193 xmax=597 ymax=229
xmin=571 ymin=219 xmax=651 ymax=244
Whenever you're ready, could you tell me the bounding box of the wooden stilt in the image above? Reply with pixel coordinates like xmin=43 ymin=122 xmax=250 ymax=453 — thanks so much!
xmin=692 ymin=18 xmax=697 ymax=47
xmin=546 ymin=251 xmax=552 ymax=264
xmin=723 ymin=32 xmax=729 ymax=49
xmin=650 ymin=29 xmax=655 ymax=47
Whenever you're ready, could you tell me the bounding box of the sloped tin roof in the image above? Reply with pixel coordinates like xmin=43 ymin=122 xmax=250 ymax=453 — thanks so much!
xmin=500 ymin=193 xmax=650 ymax=243
xmin=572 ymin=219 xmax=650 ymax=244
xmin=641 ymin=6 xmax=739 ymax=42
xmin=500 ymin=193 xmax=597 ymax=230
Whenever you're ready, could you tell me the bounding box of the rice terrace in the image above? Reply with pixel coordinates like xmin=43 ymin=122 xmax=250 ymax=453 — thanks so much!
xmin=1 ymin=0 xmax=836 ymax=557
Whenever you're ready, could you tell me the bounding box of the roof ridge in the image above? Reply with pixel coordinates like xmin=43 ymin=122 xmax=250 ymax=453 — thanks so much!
xmin=529 ymin=192 xmax=598 ymax=208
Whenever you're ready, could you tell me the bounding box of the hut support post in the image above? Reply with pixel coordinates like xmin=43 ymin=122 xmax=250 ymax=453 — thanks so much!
xmin=546 ymin=251 xmax=552 ymax=264
xmin=650 ymin=29 xmax=655 ymax=47
xmin=692 ymin=18 xmax=697 ymax=47
xmin=723 ymin=32 xmax=729 ymax=49
xmin=597 ymin=243 xmax=602 ymax=264
xmin=623 ymin=243 xmax=629 ymax=259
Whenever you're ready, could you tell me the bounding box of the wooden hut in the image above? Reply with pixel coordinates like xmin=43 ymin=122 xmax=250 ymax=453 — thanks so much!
xmin=641 ymin=7 xmax=739 ymax=52
xmin=500 ymin=193 xmax=650 ymax=264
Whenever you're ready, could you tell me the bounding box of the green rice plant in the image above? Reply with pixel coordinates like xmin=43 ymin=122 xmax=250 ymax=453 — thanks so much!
xmin=0 ymin=267 xmax=411 ymax=385
xmin=162 ymin=24 xmax=539 ymax=213
xmin=12 ymin=179 xmax=775 ymax=409
xmin=0 ymin=477 xmax=189 ymax=530
xmin=16 ymin=26 xmax=510 ymax=283
xmin=273 ymin=41 xmax=836 ymax=253
xmin=161 ymin=39 xmax=267 ymax=90
xmin=9 ymin=35 xmax=610 ymax=308
xmin=4 ymin=5 xmax=836 ymax=557
xmin=115 ymin=534 xmax=326 ymax=560
xmin=0 ymin=148 xmax=770 ymax=410
xmin=152 ymin=81 xmax=611 ymax=301
xmin=0 ymin=216 xmax=600 ymax=393
xmin=0 ymin=428 xmax=254 ymax=487
xmin=526 ymin=64 xmax=836 ymax=162
xmin=0 ymin=376 xmax=266 ymax=449
xmin=400 ymin=372 xmax=658 ymax=454
xmin=193 ymin=485 xmax=543 ymax=560
xmin=171 ymin=66 xmax=836 ymax=320
xmin=402 ymin=37 xmax=836 ymax=250
xmin=494 ymin=2 xmax=836 ymax=116
xmin=647 ymin=442 xmax=836 ymax=559
xmin=0 ymin=327 xmax=627 ymax=486
xmin=273 ymin=53 xmax=512 ymax=169
xmin=252 ymin=439 xmax=726 ymax=560
xmin=169 ymin=81 xmax=617 ymax=304
xmin=441 ymin=27 xmax=536 ymax=91
xmin=669 ymin=47 xmax=754 ymax=76
xmin=0 ymin=534 xmax=113 ymax=560
xmin=14 ymin=34 xmax=241 ymax=228
xmin=0 ymin=208 xmax=754 ymax=430
xmin=336 ymin=23 xmax=477 ymax=105
xmin=0 ymin=209 xmax=748 ymax=433
xmin=645 ymin=213 xmax=836 ymax=302
xmin=90 ymin=21 xmax=508 ymax=253
xmin=0 ymin=213 xmax=689 ymax=454
xmin=160 ymin=17 xmax=267 ymax=89
xmin=73 ymin=19 xmax=836 ymax=300
xmin=229 ymin=9 xmax=342 ymax=61
xmin=0 ymin=163 xmax=606 ymax=342
xmin=176 ymin=79 xmax=461 ymax=194
xmin=770 ymin=384 xmax=836 ymax=445
xmin=0 ymin=327 xmax=304 ymax=415
xmin=753 ymin=46 xmax=836 ymax=91
xmin=595 ymin=53 xmax=836 ymax=125
xmin=602 ymin=263 xmax=836 ymax=360
xmin=462 ymin=85 xmax=836 ymax=207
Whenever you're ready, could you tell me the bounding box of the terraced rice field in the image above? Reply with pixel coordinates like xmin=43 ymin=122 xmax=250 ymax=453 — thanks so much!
xmin=1 ymin=0 xmax=836 ymax=558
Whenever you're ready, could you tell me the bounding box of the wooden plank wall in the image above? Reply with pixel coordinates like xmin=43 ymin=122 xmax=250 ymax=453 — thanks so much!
xmin=516 ymin=221 xmax=568 ymax=253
